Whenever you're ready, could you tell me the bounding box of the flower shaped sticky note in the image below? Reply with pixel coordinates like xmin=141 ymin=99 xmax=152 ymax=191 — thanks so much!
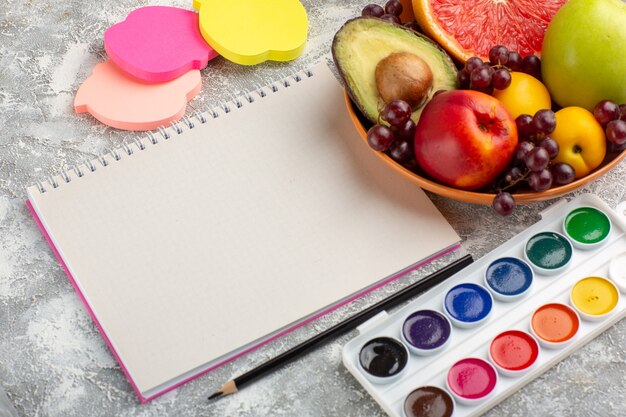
xmin=74 ymin=60 xmax=201 ymax=131
xmin=193 ymin=0 xmax=308 ymax=66
xmin=104 ymin=6 xmax=219 ymax=82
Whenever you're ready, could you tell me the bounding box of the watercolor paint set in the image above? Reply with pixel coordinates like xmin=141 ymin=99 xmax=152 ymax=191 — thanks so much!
xmin=342 ymin=193 xmax=626 ymax=417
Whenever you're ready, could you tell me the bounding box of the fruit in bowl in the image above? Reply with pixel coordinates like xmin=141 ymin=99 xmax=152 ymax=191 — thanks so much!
xmin=335 ymin=2 xmax=626 ymax=214
xmin=413 ymin=90 xmax=518 ymax=191
xmin=491 ymin=72 xmax=551 ymax=120
xmin=541 ymin=0 xmax=626 ymax=111
xmin=550 ymin=107 xmax=607 ymax=179
xmin=345 ymin=93 xmax=626 ymax=206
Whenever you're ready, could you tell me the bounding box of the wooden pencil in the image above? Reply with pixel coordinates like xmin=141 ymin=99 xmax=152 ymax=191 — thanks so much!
xmin=208 ymin=253 xmax=474 ymax=400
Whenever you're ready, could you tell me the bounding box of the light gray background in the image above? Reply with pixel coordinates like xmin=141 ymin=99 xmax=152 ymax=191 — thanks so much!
xmin=1 ymin=1 xmax=625 ymax=416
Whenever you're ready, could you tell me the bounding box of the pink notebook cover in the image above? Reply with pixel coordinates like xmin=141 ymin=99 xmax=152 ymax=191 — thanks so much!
xmin=28 ymin=198 xmax=460 ymax=402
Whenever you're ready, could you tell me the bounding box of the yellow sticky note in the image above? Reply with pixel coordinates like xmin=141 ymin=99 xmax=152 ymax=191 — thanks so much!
xmin=193 ymin=0 xmax=308 ymax=66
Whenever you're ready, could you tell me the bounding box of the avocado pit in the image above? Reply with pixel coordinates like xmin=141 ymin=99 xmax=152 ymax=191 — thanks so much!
xmin=375 ymin=52 xmax=433 ymax=109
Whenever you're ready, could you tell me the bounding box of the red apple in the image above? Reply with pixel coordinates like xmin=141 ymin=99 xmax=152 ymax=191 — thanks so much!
xmin=414 ymin=90 xmax=518 ymax=190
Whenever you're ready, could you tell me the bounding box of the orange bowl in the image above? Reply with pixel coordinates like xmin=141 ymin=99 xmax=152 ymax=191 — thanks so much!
xmin=345 ymin=91 xmax=626 ymax=205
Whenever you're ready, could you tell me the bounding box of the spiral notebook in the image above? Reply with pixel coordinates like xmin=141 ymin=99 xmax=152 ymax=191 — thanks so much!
xmin=26 ymin=62 xmax=460 ymax=402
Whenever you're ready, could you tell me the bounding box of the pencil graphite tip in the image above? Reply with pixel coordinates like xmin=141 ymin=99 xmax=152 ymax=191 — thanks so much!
xmin=208 ymin=391 xmax=223 ymax=401
xmin=208 ymin=379 xmax=238 ymax=401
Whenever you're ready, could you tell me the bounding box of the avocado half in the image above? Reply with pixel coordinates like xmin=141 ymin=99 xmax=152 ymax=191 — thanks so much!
xmin=332 ymin=17 xmax=458 ymax=124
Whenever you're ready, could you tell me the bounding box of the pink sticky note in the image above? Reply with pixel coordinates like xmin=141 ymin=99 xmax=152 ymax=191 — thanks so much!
xmin=104 ymin=6 xmax=218 ymax=82
xmin=74 ymin=60 xmax=201 ymax=131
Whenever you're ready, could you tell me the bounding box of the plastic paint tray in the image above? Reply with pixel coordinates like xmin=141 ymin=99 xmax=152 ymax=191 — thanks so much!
xmin=342 ymin=194 xmax=626 ymax=417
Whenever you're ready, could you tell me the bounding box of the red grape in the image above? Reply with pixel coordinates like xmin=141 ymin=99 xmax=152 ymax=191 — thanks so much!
xmin=361 ymin=4 xmax=384 ymax=17
xmin=538 ymin=137 xmax=559 ymax=159
xmin=457 ymin=69 xmax=470 ymax=89
xmin=380 ymin=13 xmax=400 ymax=23
xmin=470 ymin=67 xmax=492 ymax=89
xmin=515 ymin=140 xmax=535 ymax=161
xmin=593 ymin=100 xmax=619 ymax=126
xmin=515 ymin=114 xmax=534 ymax=139
xmin=528 ymin=169 xmax=553 ymax=191
xmin=619 ymin=104 xmax=626 ymax=121
xmin=531 ymin=109 xmax=556 ymax=135
xmin=551 ymin=162 xmax=576 ymax=185
xmin=389 ymin=140 xmax=414 ymax=163
xmin=367 ymin=124 xmax=395 ymax=151
xmin=392 ymin=119 xmax=416 ymax=141
xmin=465 ymin=57 xmax=483 ymax=73
xmin=492 ymin=192 xmax=516 ymax=216
xmin=524 ymin=147 xmax=550 ymax=172
xmin=404 ymin=21 xmax=421 ymax=32
xmin=492 ymin=68 xmax=512 ymax=90
xmin=507 ymin=51 xmax=522 ymax=71
xmin=489 ymin=45 xmax=509 ymax=66
xmin=503 ymin=166 xmax=524 ymax=185
xmin=381 ymin=99 xmax=412 ymax=127
xmin=606 ymin=119 xmax=626 ymax=145
xmin=521 ymin=55 xmax=541 ymax=80
xmin=384 ymin=0 xmax=403 ymax=17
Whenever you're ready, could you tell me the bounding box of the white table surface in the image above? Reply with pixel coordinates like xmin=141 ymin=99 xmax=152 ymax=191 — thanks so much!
xmin=1 ymin=1 xmax=625 ymax=416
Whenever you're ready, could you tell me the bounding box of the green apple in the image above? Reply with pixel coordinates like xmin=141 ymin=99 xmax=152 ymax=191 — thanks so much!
xmin=542 ymin=0 xmax=626 ymax=111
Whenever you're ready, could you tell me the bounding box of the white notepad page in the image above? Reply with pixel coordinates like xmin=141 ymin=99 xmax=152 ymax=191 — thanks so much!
xmin=27 ymin=62 xmax=460 ymax=399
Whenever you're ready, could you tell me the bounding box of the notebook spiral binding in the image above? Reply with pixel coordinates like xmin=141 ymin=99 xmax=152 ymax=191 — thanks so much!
xmin=34 ymin=68 xmax=315 ymax=194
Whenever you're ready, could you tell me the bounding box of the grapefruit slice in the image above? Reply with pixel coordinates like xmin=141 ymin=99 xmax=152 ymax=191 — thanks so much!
xmin=412 ymin=0 xmax=568 ymax=62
